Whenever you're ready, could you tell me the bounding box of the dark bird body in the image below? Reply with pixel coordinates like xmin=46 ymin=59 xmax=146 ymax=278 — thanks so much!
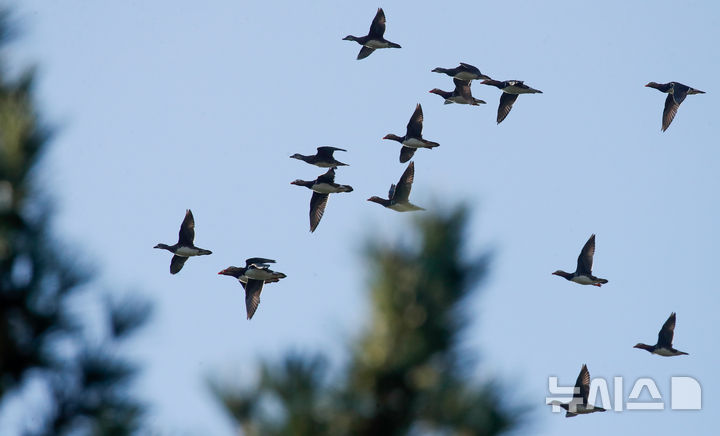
xmin=290 ymin=146 xmax=348 ymax=168
xmin=383 ymin=104 xmax=439 ymax=163
xmin=552 ymin=234 xmax=608 ymax=287
xmin=291 ymin=167 xmax=353 ymax=232
xmin=432 ymin=62 xmax=491 ymax=81
xmin=429 ymin=78 xmax=486 ymax=105
xmin=343 ymin=8 xmax=401 ymax=60
xmin=368 ymin=161 xmax=424 ymax=212
xmin=645 ymin=81 xmax=705 ymax=131
xmin=219 ymin=258 xmax=287 ymax=320
xmin=634 ymin=312 xmax=688 ymax=356
xmin=549 ymin=364 xmax=606 ymax=417
xmin=481 ymin=79 xmax=542 ymax=124
xmin=154 ymin=209 xmax=212 ymax=274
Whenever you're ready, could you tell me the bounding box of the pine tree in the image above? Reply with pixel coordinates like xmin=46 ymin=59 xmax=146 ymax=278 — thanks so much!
xmin=213 ymin=207 xmax=521 ymax=435
xmin=0 ymin=13 xmax=150 ymax=435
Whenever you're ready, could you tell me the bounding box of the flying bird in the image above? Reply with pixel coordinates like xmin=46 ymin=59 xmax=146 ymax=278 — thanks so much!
xmin=431 ymin=62 xmax=492 ymax=81
xmin=633 ymin=312 xmax=688 ymax=356
xmin=367 ymin=161 xmax=424 ymax=212
xmin=552 ymin=234 xmax=608 ymax=287
xmin=290 ymin=146 xmax=348 ymax=168
xmin=481 ymin=79 xmax=542 ymax=124
xmin=218 ymin=258 xmax=287 ymax=320
xmin=549 ymin=364 xmax=606 ymax=417
xmin=429 ymin=78 xmax=486 ymax=105
xmin=645 ymin=81 xmax=705 ymax=131
xmin=291 ymin=167 xmax=353 ymax=232
xmin=343 ymin=8 xmax=401 ymax=60
xmin=154 ymin=209 xmax=212 ymax=274
xmin=383 ymin=104 xmax=440 ymax=163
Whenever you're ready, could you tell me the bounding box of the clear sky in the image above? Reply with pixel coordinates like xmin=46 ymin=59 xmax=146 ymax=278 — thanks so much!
xmin=6 ymin=1 xmax=719 ymax=434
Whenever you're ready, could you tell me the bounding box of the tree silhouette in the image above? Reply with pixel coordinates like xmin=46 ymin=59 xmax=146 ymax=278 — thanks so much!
xmin=0 ymin=13 xmax=151 ymax=435
xmin=212 ymin=207 xmax=521 ymax=435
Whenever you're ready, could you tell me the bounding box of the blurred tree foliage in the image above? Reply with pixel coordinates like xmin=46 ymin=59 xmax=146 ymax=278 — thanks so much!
xmin=212 ymin=208 xmax=521 ymax=435
xmin=0 ymin=12 xmax=151 ymax=435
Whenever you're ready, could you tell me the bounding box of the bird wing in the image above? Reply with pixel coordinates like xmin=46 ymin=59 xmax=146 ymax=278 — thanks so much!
xmin=394 ymin=162 xmax=415 ymax=202
xmin=497 ymin=93 xmax=519 ymax=124
xmin=574 ymin=364 xmax=591 ymax=404
xmin=672 ymin=84 xmax=689 ymax=105
xmin=170 ymin=255 xmax=188 ymax=274
xmin=309 ymin=192 xmax=330 ymax=233
xmin=453 ymin=78 xmax=473 ymax=101
xmin=662 ymin=93 xmax=681 ymax=132
xmin=388 ymin=183 xmax=396 ymax=200
xmin=244 ymin=279 xmax=265 ymax=320
xmin=458 ymin=62 xmax=479 ymax=73
xmin=406 ymin=103 xmax=424 ymax=137
xmin=368 ymin=8 xmax=386 ymax=38
xmin=316 ymin=167 xmax=336 ymax=184
xmin=399 ymin=146 xmax=416 ymax=163
xmin=657 ymin=312 xmax=677 ymax=348
xmin=357 ymin=46 xmax=375 ymax=60
xmin=178 ymin=209 xmax=195 ymax=245
xmin=316 ymin=146 xmax=346 ymax=158
xmin=576 ymin=234 xmax=596 ymax=275
xmin=245 ymin=257 xmax=276 ymax=267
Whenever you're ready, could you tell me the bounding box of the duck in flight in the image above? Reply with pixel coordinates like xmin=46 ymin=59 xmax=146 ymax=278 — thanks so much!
xmin=343 ymin=8 xmax=401 ymax=60
xmin=291 ymin=167 xmax=353 ymax=232
xmin=552 ymin=234 xmax=608 ymax=287
xmin=633 ymin=312 xmax=688 ymax=356
xmin=645 ymin=82 xmax=705 ymax=131
xmin=431 ymin=62 xmax=491 ymax=82
xmin=154 ymin=209 xmax=212 ymax=274
xmin=383 ymin=104 xmax=440 ymax=163
xmin=367 ymin=161 xmax=424 ymax=212
xmin=549 ymin=364 xmax=606 ymax=417
xmin=218 ymin=258 xmax=287 ymax=320
xmin=481 ymin=79 xmax=542 ymax=124
xmin=429 ymin=78 xmax=486 ymax=106
xmin=290 ymin=146 xmax=348 ymax=168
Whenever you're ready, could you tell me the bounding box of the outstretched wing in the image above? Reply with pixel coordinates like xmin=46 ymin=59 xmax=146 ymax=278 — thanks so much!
xmin=453 ymin=78 xmax=473 ymax=100
xmin=399 ymin=146 xmax=416 ymax=163
xmin=357 ymin=46 xmax=375 ymax=60
xmin=662 ymin=93 xmax=680 ymax=132
xmin=574 ymin=364 xmax=591 ymax=404
xmin=309 ymin=192 xmax=330 ymax=233
xmin=388 ymin=183 xmax=396 ymax=200
xmin=170 ymin=255 xmax=188 ymax=274
xmin=406 ymin=103 xmax=424 ymax=137
xmin=178 ymin=209 xmax=195 ymax=245
xmin=245 ymin=257 xmax=276 ymax=267
xmin=458 ymin=62 xmax=479 ymax=73
xmin=316 ymin=146 xmax=346 ymax=158
xmin=394 ymin=162 xmax=415 ymax=203
xmin=657 ymin=312 xmax=677 ymax=348
xmin=244 ymin=279 xmax=265 ymax=320
xmin=316 ymin=167 xmax=336 ymax=184
xmin=576 ymin=234 xmax=596 ymax=275
xmin=497 ymin=93 xmax=519 ymax=124
xmin=368 ymin=8 xmax=386 ymax=38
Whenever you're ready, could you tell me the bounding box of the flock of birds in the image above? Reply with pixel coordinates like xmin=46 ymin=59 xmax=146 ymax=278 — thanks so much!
xmin=152 ymin=7 xmax=703 ymax=417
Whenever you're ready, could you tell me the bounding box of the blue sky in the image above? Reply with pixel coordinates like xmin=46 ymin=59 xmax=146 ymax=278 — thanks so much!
xmin=5 ymin=0 xmax=719 ymax=434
